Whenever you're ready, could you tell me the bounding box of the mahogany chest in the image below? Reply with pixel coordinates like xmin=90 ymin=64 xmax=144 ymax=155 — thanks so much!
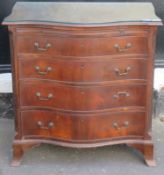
xmin=3 ymin=2 xmax=162 ymax=166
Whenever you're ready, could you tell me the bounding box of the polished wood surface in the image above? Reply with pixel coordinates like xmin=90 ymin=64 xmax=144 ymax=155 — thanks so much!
xmin=3 ymin=2 xmax=162 ymax=167
xmin=21 ymin=110 xmax=145 ymax=141
xmin=17 ymin=32 xmax=148 ymax=56
xmin=18 ymin=57 xmax=147 ymax=82
xmin=19 ymin=80 xmax=146 ymax=110
xmin=8 ymin=24 xmax=158 ymax=167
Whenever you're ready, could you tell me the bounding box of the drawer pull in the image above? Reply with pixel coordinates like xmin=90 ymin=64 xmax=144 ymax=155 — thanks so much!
xmin=113 ymin=91 xmax=130 ymax=99
xmin=48 ymin=122 xmax=55 ymax=128
xmin=113 ymin=122 xmax=119 ymax=129
xmin=37 ymin=121 xmax=54 ymax=129
xmin=35 ymin=66 xmax=52 ymax=75
xmin=115 ymin=66 xmax=131 ymax=76
xmin=34 ymin=42 xmax=52 ymax=51
xmin=114 ymin=43 xmax=132 ymax=52
xmin=36 ymin=92 xmax=53 ymax=101
xmin=124 ymin=121 xmax=129 ymax=127
xmin=113 ymin=121 xmax=129 ymax=130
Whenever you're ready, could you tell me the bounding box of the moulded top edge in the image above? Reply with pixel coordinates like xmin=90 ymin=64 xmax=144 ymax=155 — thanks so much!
xmin=3 ymin=2 xmax=162 ymax=26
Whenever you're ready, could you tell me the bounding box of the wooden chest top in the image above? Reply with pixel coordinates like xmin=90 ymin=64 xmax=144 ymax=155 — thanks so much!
xmin=3 ymin=2 xmax=162 ymax=26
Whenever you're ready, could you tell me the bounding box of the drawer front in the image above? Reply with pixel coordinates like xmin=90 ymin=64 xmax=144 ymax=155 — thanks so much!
xmin=20 ymin=80 xmax=146 ymax=111
xmin=21 ymin=110 xmax=145 ymax=141
xmin=18 ymin=57 xmax=147 ymax=82
xmin=17 ymin=34 xmax=148 ymax=56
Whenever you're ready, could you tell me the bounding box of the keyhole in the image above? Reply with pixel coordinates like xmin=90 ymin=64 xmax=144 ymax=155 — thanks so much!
xmin=80 ymin=64 xmax=85 ymax=69
xmin=119 ymin=30 xmax=126 ymax=36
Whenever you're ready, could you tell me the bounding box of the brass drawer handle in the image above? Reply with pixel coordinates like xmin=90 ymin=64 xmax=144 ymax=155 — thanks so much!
xmin=115 ymin=66 xmax=131 ymax=76
xmin=114 ymin=43 xmax=132 ymax=52
xmin=113 ymin=122 xmax=120 ymax=129
xmin=36 ymin=92 xmax=53 ymax=101
xmin=113 ymin=91 xmax=130 ymax=99
xmin=34 ymin=42 xmax=52 ymax=51
xmin=35 ymin=66 xmax=52 ymax=75
xmin=37 ymin=121 xmax=54 ymax=130
xmin=48 ymin=122 xmax=55 ymax=128
xmin=113 ymin=121 xmax=129 ymax=130
xmin=124 ymin=121 xmax=129 ymax=127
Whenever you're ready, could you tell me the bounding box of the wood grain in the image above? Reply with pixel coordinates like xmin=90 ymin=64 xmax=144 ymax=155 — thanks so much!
xmin=7 ymin=24 xmax=159 ymax=166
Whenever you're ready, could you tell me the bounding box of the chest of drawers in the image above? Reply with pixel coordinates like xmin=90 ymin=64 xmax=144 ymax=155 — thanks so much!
xmin=3 ymin=2 xmax=162 ymax=166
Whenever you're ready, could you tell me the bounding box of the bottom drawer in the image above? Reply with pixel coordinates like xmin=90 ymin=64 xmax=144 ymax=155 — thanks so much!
xmin=21 ymin=110 xmax=146 ymax=141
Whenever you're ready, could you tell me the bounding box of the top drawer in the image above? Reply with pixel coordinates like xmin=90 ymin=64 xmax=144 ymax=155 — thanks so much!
xmin=16 ymin=32 xmax=148 ymax=57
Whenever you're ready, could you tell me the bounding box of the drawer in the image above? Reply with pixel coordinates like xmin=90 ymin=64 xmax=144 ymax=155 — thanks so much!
xmin=19 ymin=80 xmax=146 ymax=111
xmin=18 ymin=57 xmax=147 ymax=82
xmin=21 ymin=110 xmax=145 ymax=141
xmin=17 ymin=34 xmax=148 ymax=56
